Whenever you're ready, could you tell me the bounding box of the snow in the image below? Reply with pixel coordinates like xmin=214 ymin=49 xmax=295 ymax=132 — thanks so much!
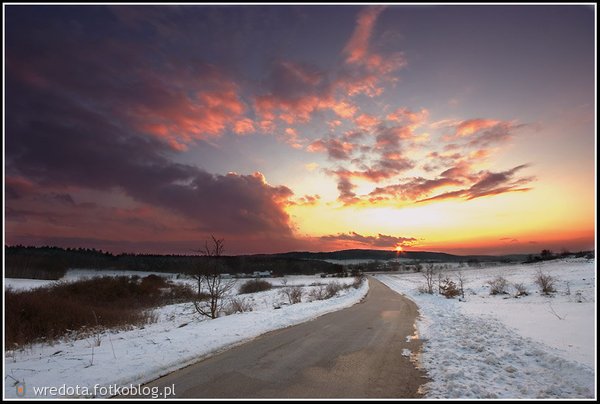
xmin=4 ymin=278 xmax=57 ymax=291
xmin=376 ymin=258 xmax=596 ymax=399
xmin=4 ymin=269 xmax=179 ymax=291
xmin=4 ymin=275 xmax=368 ymax=398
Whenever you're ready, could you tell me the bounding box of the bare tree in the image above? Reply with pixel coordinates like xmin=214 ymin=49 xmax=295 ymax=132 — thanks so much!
xmin=193 ymin=236 xmax=235 ymax=319
xmin=457 ymin=271 xmax=466 ymax=300
xmin=422 ymin=263 xmax=435 ymax=294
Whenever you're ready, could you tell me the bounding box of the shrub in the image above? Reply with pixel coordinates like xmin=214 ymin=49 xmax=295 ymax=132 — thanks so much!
xmin=513 ymin=282 xmax=529 ymax=297
xmin=308 ymin=281 xmax=348 ymax=301
xmin=534 ymin=270 xmax=556 ymax=295
xmin=280 ymin=286 xmax=303 ymax=304
xmin=325 ymin=281 xmax=343 ymax=298
xmin=224 ymin=297 xmax=254 ymax=315
xmin=417 ymin=284 xmax=430 ymax=294
xmin=238 ymin=279 xmax=272 ymax=294
xmin=487 ymin=276 xmax=509 ymax=295
xmin=352 ymin=274 xmax=365 ymax=289
xmin=5 ymin=275 xmax=194 ymax=347
xmin=439 ymin=277 xmax=460 ymax=298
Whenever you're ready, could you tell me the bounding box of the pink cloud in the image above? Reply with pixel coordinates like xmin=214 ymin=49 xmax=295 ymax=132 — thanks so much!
xmin=335 ymin=72 xmax=384 ymax=97
xmin=133 ymin=81 xmax=250 ymax=150
xmin=386 ymin=107 xmax=429 ymax=128
xmin=307 ymin=138 xmax=355 ymax=160
xmin=355 ymin=113 xmax=380 ymax=129
xmin=283 ymin=127 xmax=304 ymax=149
xmin=290 ymin=194 xmax=321 ymax=206
xmin=343 ymin=6 xmax=387 ymax=65
xmin=339 ymin=6 xmax=406 ymax=97
xmin=455 ymin=119 xmax=500 ymax=137
xmin=233 ymin=118 xmax=256 ymax=135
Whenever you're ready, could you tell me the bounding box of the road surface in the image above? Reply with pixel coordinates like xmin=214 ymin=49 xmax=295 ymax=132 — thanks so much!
xmin=139 ymin=277 xmax=428 ymax=398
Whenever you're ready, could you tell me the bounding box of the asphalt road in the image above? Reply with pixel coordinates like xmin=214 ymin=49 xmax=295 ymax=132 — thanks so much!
xmin=139 ymin=277 xmax=428 ymax=398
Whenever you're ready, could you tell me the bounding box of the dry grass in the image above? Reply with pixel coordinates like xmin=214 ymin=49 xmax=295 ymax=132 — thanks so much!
xmin=487 ymin=276 xmax=510 ymax=295
xmin=5 ymin=275 xmax=195 ymax=347
xmin=238 ymin=279 xmax=272 ymax=294
xmin=534 ymin=270 xmax=557 ymax=295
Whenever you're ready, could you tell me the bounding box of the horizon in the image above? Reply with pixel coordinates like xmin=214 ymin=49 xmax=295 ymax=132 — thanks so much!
xmin=6 ymin=243 xmax=589 ymax=259
xmin=4 ymin=5 xmax=596 ymax=256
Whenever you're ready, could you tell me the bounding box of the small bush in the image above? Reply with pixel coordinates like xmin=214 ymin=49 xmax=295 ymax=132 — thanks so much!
xmin=308 ymin=285 xmax=327 ymax=301
xmin=439 ymin=277 xmax=460 ymax=298
xmin=238 ymin=279 xmax=272 ymax=294
xmin=352 ymin=274 xmax=365 ymax=289
xmin=513 ymin=282 xmax=529 ymax=297
xmin=325 ymin=281 xmax=343 ymax=298
xmin=280 ymin=286 xmax=303 ymax=304
xmin=487 ymin=276 xmax=509 ymax=295
xmin=308 ymin=281 xmax=345 ymax=301
xmin=417 ymin=285 xmax=430 ymax=294
xmin=534 ymin=270 xmax=556 ymax=295
xmin=224 ymin=297 xmax=254 ymax=315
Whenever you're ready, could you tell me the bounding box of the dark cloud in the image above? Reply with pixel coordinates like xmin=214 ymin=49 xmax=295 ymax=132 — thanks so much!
xmin=6 ymin=9 xmax=295 ymax=238
xmin=336 ymin=174 xmax=360 ymax=205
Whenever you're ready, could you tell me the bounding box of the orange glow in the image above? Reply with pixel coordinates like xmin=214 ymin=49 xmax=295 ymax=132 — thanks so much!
xmin=395 ymin=245 xmax=404 ymax=252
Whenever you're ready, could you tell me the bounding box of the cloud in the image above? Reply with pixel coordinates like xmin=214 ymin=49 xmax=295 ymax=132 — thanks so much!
xmin=369 ymin=177 xmax=464 ymax=201
xmin=343 ymin=6 xmax=386 ymax=65
xmin=5 ymin=176 xmax=35 ymax=200
xmin=320 ymin=231 xmax=417 ymax=249
xmin=336 ymin=175 xmax=360 ymax=205
xmin=233 ymin=118 xmax=256 ymax=135
xmin=307 ymin=138 xmax=355 ymax=160
xmin=253 ymin=60 xmax=357 ymax=125
xmin=291 ymin=194 xmax=321 ymax=206
xmin=447 ymin=119 xmax=526 ymax=149
xmin=338 ymin=6 xmax=406 ymax=97
xmin=418 ymin=164 xmax=535 ymax=203
xmin=6 ymin=14 xmax=252 ymax=152
xmin=282 ymin=127 xmax=304 ymax=149
xmin=6 ymin=78 xmax=295 ymax=237
xmin=386 ymin=107 xmax=429 ymax=129
xmin=375 ymin=125 xmax=414 ymax=149
xmin=355 ymin=113 xmax=380 ymax=130
xmin=304 ymin=162 xmax=319 ymax=171
xmin=455 ymin=119 xmax=500 ymax=137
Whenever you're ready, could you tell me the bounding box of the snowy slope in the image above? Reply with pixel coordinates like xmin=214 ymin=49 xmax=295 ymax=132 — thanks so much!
xmin=377 ymin=258 xmax=596 ymax=399
xmin=4 ymin=277 xmax=367 ymax=398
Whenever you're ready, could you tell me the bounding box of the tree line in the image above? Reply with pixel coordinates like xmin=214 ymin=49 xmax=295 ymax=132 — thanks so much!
xmin=5 ymin=245 xmax=344 ymax=279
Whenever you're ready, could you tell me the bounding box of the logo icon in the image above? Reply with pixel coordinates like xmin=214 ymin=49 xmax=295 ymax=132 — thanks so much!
xmin=16 ymin=382 xmax=26 ymax=397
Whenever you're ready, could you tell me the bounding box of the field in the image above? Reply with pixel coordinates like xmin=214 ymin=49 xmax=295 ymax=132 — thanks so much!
xmin=377 ymin=257 xmax=595 ymax=398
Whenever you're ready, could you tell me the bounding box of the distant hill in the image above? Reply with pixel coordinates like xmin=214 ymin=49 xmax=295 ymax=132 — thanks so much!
xmin=255 ymin=249 xmax=529 ymax=263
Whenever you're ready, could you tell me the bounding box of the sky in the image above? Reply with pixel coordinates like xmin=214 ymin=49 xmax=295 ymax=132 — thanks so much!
xmin=4 ymin=5 xmax=596 ymax=255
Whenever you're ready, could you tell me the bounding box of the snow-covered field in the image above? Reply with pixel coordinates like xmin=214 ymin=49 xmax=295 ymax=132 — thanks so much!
xmin=4 ymin=269 xmax=180 ymax=291
xmin=4 ymin=274 xmax=367 ymax=398
xmin=377 ymin=258 xmax=596 ymax=399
